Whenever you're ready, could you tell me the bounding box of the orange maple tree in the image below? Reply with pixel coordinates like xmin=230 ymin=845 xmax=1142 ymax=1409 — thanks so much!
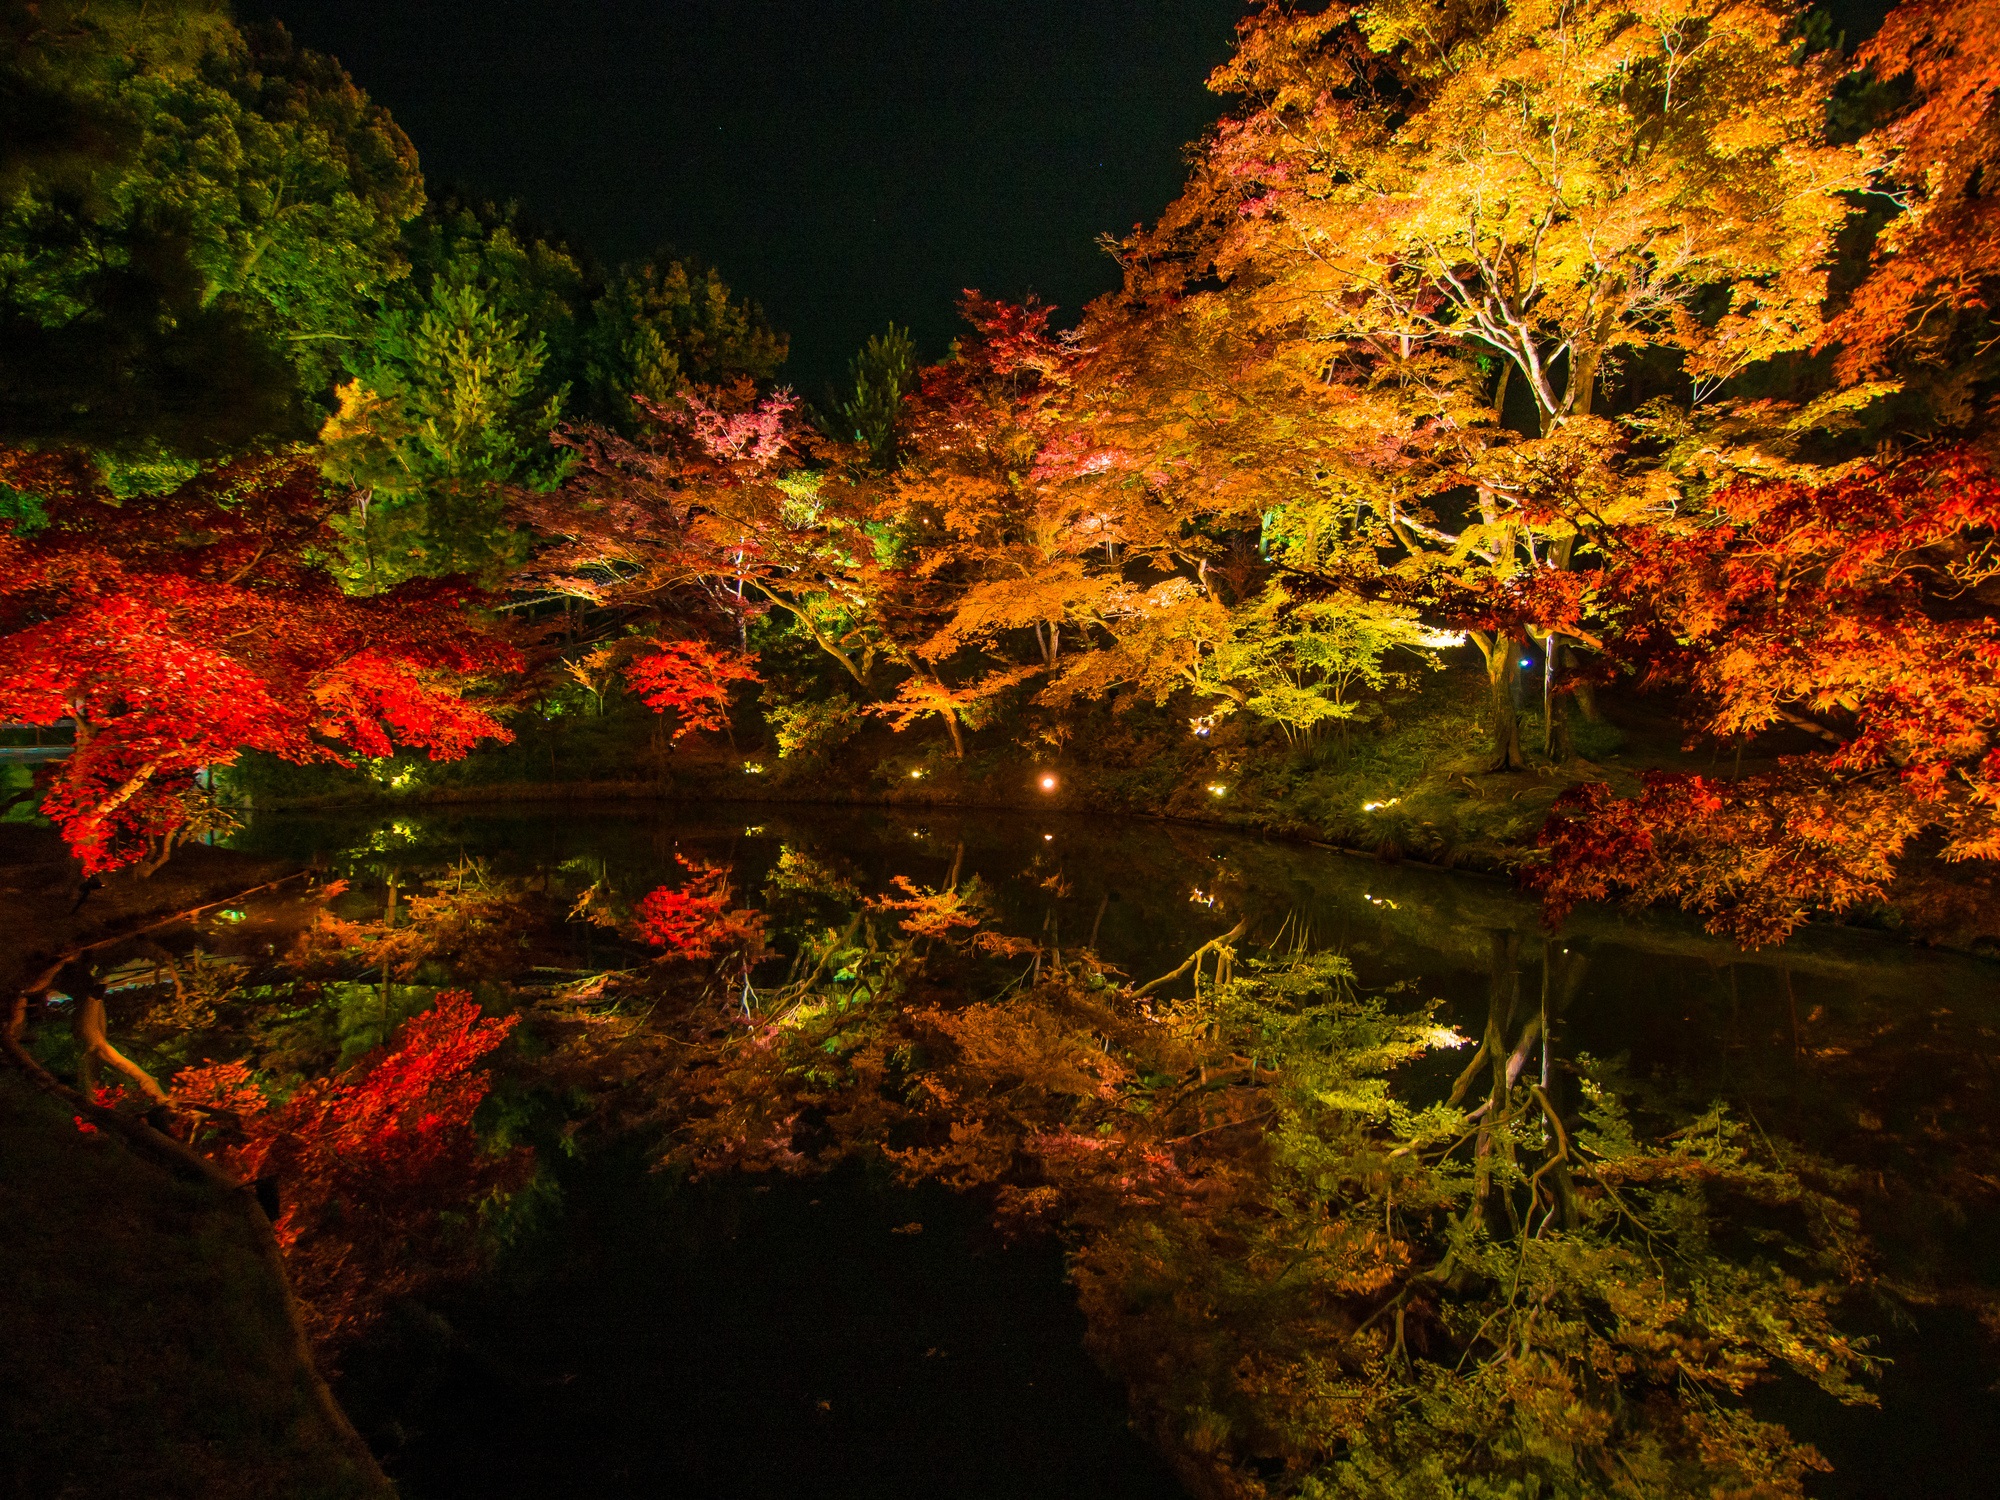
xmin=1825 ymin=0 xmax=2000 ymax=388
xmin=520 ymin=388 xmax=891 ymax=689
xmin=1035 ymin=0 xmax=1860 ymax=769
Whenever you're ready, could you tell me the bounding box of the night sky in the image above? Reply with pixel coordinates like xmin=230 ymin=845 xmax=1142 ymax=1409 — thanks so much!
xmin=237 ymin=0 xmax=1248 ymax=394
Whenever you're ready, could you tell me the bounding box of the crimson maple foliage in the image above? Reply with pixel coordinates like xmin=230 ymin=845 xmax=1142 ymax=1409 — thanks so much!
xmin=635 ymin=855 xmax=768 ymax=962
xmin=175 ymin=990 xmax=528 ymax=1346
xmin=1535 ymin=449 xmax=2000 ymax=943
xmin=0 ymin=451 xmax=519 ymax=874
xmin=625 ymin=638 xmax=760 ymax=739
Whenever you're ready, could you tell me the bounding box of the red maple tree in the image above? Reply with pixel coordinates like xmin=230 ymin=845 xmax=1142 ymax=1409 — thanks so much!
xmin=175 ymin=991 xmax=528 ymax=1346
xmin=0 ymin=450 xmax=520 ymax=874
xmin=625 ymin=638 xmax=761 ymax=739
xmin=1535 ymin=448 xmax=2000 ymax=943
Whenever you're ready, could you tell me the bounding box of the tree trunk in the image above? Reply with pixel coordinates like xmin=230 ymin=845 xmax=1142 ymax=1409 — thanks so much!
xmin=1542 ymin=633 xmax=1574 ymax=761
xmin=754 ymin=585 xmax=870 ymax=688
xmin=1479 ymin=637 xmax=1528 ymax=771
xmin=71 ymin=989 xmax=171 ymax=1104
xmin=942 ymin=711 xmax=965 ymax=759
xmin=135 ymin=828 xmax=182 ymax=879
xmin=1573 ymin=678 xmax=1604 ymax=724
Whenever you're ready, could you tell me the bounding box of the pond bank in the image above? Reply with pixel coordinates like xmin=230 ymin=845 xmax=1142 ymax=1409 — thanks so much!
xmin=0 ymin=827 xmax=380 ymax=1497
xmin=209 ymin=658 xmax=2000 ymax=956
xmin=232 ymin=764 xmax=2000 ymax=960
xmin=0 ymin=1066 xmax=391 ymax=1500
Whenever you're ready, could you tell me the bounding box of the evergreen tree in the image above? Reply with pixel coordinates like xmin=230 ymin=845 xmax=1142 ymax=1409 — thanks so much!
xmin=0 ymin=1 xmax=423 ymax=464
xmin=830 ymin=322 xmax=918 ymax=467
xmin=583 ymin=256 xmax=788 ymax=430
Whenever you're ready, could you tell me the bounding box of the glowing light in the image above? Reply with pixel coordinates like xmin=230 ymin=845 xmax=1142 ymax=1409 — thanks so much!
xmin=1361 ymin=797 xmax=1401 ymax=811
xmin=1207 ymin=783 xmax=1228 ymax=797
xmin=744 ymin=825 xmax=766 ymax=835
xmin=743 ymin=761 xmax=766 ymax=775
xmin=909 ymin=768 xmax=926 ymax=779
xmin=1044 ymin=833 xmax=1055 ymax=842
xmin=1417 ymin=627 xmax=1468 ymax=648
xmin=1423 ymin=1025 xmax=1472 ymax=1050
xmin=1520 ymin=658 xmax=1533 ymax=668
xmin=1040 ymin=774 xmax=1057 ymax=791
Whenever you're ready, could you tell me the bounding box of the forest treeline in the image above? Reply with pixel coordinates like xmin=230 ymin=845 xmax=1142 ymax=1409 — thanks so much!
xmin=6 ymin=0 xmax=2000 ymax=945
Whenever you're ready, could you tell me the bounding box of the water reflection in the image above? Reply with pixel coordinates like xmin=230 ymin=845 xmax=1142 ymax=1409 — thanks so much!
xmin=38 ymin=803 xmax=1999 ymax=1495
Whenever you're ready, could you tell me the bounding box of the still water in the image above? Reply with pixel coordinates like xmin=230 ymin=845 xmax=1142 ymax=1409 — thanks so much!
xmin=229 ymin=801 xmax=2000 ymax=1499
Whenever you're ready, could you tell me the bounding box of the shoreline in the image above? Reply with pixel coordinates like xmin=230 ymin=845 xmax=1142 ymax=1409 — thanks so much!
xmin=227 ymin=772 xmax=2000 ymax=963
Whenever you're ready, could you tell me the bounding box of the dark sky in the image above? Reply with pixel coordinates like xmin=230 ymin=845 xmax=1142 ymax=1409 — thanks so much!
xmin=238 ymin=1 xmax=1248 ymax=393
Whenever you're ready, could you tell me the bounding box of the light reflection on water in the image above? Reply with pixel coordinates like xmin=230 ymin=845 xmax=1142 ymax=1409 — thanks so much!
xmin=218 ymin=801 xmax=2000 ymax=1499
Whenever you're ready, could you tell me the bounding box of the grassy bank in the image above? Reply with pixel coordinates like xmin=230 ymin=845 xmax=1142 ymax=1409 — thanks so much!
xmin=0 ymin=1067 xmax=391 ymax=1500
xmin=222 ymin=660 xmax=1622 ymax=859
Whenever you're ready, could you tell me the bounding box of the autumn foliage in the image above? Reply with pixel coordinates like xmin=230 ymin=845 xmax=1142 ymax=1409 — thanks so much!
xmin=175 ymin=991 xmax=527 ymax=1346
xmin=1536 ymin=450 xmax=2000 ymax=942
xmin=7 ymin=0 xmax=2000 ymax=943
xmin=6 ymin=3 xmax=1992 ymax=1493
xmin=1825 ymin=0 xmax=2000 ymax=385
xmin=0 ymin=451 xmax=518 ymax=873
xmin=625 ymin=638 xmax=761 ymax=739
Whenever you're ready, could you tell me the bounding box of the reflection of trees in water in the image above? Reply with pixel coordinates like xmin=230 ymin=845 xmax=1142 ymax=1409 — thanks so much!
xmin=535 ymin=891 xmax=1887 ymax=1497
xmin=168 ymin=807 xmax=1996 ymax=1488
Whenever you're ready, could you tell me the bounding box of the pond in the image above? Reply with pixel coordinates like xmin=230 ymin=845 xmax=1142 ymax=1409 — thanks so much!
xmin=185 ymin=803 xmax=2000 ymax=1495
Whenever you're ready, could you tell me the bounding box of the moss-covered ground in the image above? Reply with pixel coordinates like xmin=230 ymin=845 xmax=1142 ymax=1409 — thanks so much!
xmin=0 ymin=1067 xmax=390 ymax=1500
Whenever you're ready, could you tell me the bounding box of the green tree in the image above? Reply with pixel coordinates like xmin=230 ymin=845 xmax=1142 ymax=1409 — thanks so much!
xmin=0 ymin=1 xmax=422 ymax=460
xmin=829 ymin=322 xmax=919 ymax=466
xmin=405 ymin=199 xmax=590 ymax=397
xmin=583 ymin=257 xmax=787 ymax=429
xmin=320 ymin=276 xmax=563 ymax=588
xmin=1235 ymin=587 xmax=1436 ymax=746
xmin=1046 ymin=578 xmax=1434 ymax=745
